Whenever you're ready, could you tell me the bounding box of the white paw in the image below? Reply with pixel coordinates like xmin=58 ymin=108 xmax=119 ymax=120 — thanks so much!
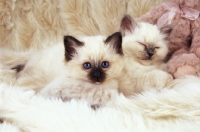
xmin=144 ymin=70 xmax=173 ymax=89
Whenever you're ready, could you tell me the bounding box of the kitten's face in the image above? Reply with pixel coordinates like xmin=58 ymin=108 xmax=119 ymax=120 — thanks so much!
xmin=120 ymin=15 xmax=172 ymax=65
xmin=63 ymin=32 xmax=124 ymax=84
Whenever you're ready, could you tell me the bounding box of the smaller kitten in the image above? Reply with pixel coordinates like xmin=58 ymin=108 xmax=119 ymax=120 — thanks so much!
xmin=16 ymin=32 xmax=124 ymax=106
xmin=118 ymin=15 xmax=173 ymax=96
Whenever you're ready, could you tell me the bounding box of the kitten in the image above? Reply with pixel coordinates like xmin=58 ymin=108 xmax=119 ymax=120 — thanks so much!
xmin=15 ymin=32 xmax=124 ymax=106
xmin=119 ymin=15 xmax=173 ymax=96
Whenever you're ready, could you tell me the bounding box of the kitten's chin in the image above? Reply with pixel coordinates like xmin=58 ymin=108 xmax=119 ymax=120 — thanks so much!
xmin=139 ymin=59 xmax=153 ymax=66
xmin=79 ymin=78 xmax=103 ymax=85
xmin=83 ymin=79 xmax=102 ymax=85
xmin=139 ymin=56 xmax=160 ymax=66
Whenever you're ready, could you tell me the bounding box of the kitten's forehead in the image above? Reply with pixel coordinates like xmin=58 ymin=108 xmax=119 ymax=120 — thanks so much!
xmin=81 ymin=35 xmax=106 ymax=51
xmin=78 ymin=35 xmax=106 ymax=44
xmin=133 ymin=22 xmax=164 ymax=44
xmin=75 ymin=35 xmax=117 ymax=61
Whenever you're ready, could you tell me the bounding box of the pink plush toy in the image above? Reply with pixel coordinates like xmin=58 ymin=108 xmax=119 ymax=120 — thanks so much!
xmin=138 ymin=0 xmax=200 ymax=78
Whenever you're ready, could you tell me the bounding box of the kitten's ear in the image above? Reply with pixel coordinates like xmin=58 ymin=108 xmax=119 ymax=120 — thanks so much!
xmin=120 ymin=15 xmax=136 ymax=36
xmin=160 ymin=25 xmax=173 ymax=39
xmin=105 ymin=32 xmax=123 ymax=55
xmin=63 ymin=36 xmax=84 ymax=61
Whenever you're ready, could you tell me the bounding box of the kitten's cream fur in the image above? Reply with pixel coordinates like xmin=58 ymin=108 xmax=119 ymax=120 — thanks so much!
xmin=0 ymin=16 xmax=173 ymax=101
xmin=13 ymin=33 xmax=124 ymax=106
xmin=119 ymin=15 xmax=173 ymax=96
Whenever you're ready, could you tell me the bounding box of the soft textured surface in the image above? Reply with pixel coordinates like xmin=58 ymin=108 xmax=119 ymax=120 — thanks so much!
xmin=1 ymin=76 xmax=200 ymax=132
xmin=0 ymin=122 xmax=21 ymax=132
xmin=0 ymin=0 xmax=164 ymax=50
xmin=2 ymin=0 xmax=200 ymax=131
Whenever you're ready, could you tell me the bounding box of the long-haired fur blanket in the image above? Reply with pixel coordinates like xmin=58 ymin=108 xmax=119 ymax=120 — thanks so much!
xmin=1 ymin=76 xmax=200 ymax=132
xmin=1 ymin=0 xmax=200 ymax=131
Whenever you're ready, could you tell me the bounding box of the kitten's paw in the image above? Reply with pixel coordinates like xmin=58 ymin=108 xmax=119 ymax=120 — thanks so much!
xmin=146 ymin=70 xmax=173 ymax=88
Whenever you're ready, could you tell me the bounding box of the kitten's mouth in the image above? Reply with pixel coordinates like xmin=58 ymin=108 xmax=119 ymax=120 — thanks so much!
xmin=142 ymin=57 xmax=152 ymax=60
xmin=94 ymin=78 xmax=102 ymax=85
xmin=95 ymin=82 xmax=101 ymax=85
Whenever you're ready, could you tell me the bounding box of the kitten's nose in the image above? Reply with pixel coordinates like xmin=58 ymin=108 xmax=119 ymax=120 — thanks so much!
xmin=147 ymin=51 xmax=154 ymax=57
xmin=89 ymin=67 xmax=105 ymax=83
xmin=94 ymin=71 xmax=101 ymax=78
xmin=147 ymin=48 xmax=154 ymax=57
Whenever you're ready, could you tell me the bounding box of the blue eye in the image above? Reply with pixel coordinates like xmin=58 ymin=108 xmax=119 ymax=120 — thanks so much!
xmin=101 ymin=61 xmax=109 ymax=68
xmin=83 ymin=62 xmax=91 ymax=69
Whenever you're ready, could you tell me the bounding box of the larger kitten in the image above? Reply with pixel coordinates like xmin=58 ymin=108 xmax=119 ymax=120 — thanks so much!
xmin=119 ymin=15 xmax=173 ymax=96
xmin=15 ymin=32 xmax=124 ymax=106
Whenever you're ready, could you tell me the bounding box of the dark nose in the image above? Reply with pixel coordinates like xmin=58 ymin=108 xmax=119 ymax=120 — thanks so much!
xmin=94 ymin=70 xmax=101 ymax=78
xmin=89 ymin=67 xmax=106 ymax=83
xmin=146 ymin=48 xmax=154 ymax=57
xmin=147 ymin=51 xmax=154 ymax=57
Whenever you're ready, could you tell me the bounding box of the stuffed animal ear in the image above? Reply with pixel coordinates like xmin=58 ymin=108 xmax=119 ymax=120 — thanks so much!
xmin=160 ymin=25 xmax=173 ymax=39
xmin=63 ymin=36 xmax=84 ymax=61
xmin=120 ymin=15 xmax=136 ymax=36
xmin=105 ymin=32 xmax=123 ymax=55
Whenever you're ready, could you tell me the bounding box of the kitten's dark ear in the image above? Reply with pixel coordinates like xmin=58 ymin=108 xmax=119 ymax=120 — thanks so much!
xmin=120 ymin=15 xmax=136 ymax=36
xmin=160 ymin=25 xmax=173 ymax=39
xmin=105 ymin=32 xmax=123 ymax=55
xmin=63 ymin=36 xmax=84 ymax=61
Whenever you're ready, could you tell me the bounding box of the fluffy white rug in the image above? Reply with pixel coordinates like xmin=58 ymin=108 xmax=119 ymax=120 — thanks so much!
xmin=1 ymin=76 xmax=200 ymax=132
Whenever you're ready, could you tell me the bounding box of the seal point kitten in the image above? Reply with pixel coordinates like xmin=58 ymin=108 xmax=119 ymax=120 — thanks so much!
xmin=119 ymin=15 xmax=173 ymax=96
xmin=16 ymin=32 xmax=124 ymax=106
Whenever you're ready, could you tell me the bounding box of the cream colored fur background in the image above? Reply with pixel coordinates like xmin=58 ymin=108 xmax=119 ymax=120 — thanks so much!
xmin=0 ymin=0 xmax=164 ymax=50
xmin=2 ymin=0 xmax=200 ymax=131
